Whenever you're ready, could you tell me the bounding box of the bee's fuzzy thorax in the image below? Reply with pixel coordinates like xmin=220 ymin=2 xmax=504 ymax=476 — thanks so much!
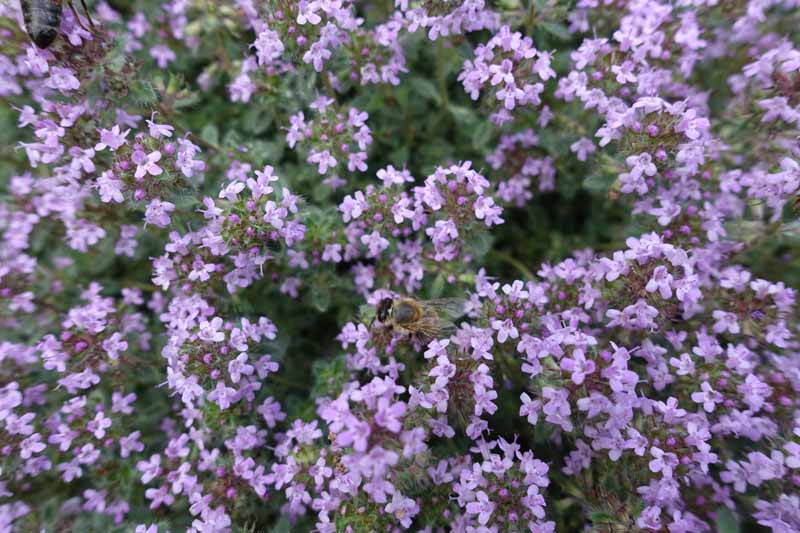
xmin=393 ymin=299 xmax=422 ymax=324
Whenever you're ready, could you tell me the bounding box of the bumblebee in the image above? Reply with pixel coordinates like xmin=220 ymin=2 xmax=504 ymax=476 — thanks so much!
xmin=373 ymin=296 xmax=466 ymax=342
xmin=21 ymin=0 xmax=96 ymax=49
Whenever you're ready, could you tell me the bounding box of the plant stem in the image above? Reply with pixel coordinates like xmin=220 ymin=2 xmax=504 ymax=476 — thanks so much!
xmin=493 ymin=251 xmax=535 ymax=279
xmin=269 ymin=374 xmax=308 ymax=391
xmin=323 ymin=72 xmax=336 ymax=98
xmin=436 ymin=39 xmax=450 ymax=109
xmin=525 ymin=0 xmax=537 ymax=36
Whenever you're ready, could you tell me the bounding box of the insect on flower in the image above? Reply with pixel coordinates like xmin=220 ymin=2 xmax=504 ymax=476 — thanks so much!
xmin=372 ymin=296 xmax=466 ymax=343
xmin=21 ymin=0 xmax=97 ymax=49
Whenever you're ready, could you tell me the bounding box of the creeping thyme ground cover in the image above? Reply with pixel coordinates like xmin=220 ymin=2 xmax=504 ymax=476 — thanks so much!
xmin=1 ymin=0 xmax=800 ymax=531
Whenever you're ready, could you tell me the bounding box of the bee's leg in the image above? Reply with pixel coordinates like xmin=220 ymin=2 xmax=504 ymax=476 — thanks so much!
xmin=67 ymin=2 xmax=92 ymax=32
xmin=79 ymin=0 xmax=98 ymax=29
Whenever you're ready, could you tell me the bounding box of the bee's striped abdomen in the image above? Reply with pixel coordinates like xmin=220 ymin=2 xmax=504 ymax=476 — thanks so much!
xmin=21 ymin=0 xmax=62 ymax=49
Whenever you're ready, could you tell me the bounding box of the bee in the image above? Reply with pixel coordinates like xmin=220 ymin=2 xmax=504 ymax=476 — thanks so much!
xmin=372 ymin=296 xmax=466 ymax=342
xmin=21 ymin=0 xmax=97 ymax=49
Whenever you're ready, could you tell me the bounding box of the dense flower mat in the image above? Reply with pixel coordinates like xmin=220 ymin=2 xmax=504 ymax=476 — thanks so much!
xmin=1 ymin=0 xmax=799 ymax=531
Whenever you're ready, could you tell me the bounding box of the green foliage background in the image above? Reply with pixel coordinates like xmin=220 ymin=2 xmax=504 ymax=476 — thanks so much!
xmin=2 ymin=0 xmax=799 ymax=531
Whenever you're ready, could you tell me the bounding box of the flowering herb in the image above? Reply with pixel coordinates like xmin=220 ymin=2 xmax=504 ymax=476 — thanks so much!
xmin=1 ymin=0 xmax=799 ymax=532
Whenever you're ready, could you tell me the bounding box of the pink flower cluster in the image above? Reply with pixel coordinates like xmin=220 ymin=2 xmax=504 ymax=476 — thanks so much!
xmin=1 ymin=0 xmax=798 ymax=531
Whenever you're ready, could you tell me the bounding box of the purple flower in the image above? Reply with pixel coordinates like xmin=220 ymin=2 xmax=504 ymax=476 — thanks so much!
xmin=95 ymin=171 xmax=125 ymax=203
xmin=645 ymin=266 xmax=673 ymax=299
xmin=302 ymin=42 xmax=332 ymax=72
xmin=491 ymin=318 xmax=519 ymax=343
xmin=95 ymin=125 xmax=130 ymax=151
xmin=112 ymin=392 xmax=136 ymax=414
xmin=144 ymin=199 xmax=175 ymax=228
xmin=87 ymin=411 xmax=112 ymax=439
xmin=149 ymin=44 xmax=176 ymax=68
xmin=649 ymin=447 xmax=678 ymax=478
xmin=47 ymin=67 xmax=80 ymax=93
xmin=144 ymin=484 xmax=174 ymax=509
xmin=229 ymin=73 xmax=256 ymax=103
xmin=146 ymin=115 xmax=174 ymax=138
xmin=466 ymin=490 xmax=495 ymax=525
xmin=428 ymin=416 xmax=455 ymax=438
xmin=360 ymin=230 xmax=390 ymax=258
xmin=83 ymin=488 xmax=107 ymax=512
xmin=136 ymin=454 xmax=162 ymax=484
xmin=102 ymin=332 xmax=128 ymax=360
xmin=784 ymin=442 xmax=800 ymax=469
xmin=20 ymin=433 xmax=46 ymax=459
xmin=637 ymin=505 xmax=662 ymax=530
xmin=541 ymin=387 xmax=572 ymax=432
xmin=424 ymin=339 xmax=450 ymax=360
xmin=6 ymin=413 xmax=35 ymax=436
xmin=253 ymin=29 xmax=284 ymax=66
xmin=208 ymin=382 xmax=237 ymax=410
xmin=520 ymin=392 xmax=541 ymax=424
xmin=377 ymin=165 xmax=414 ymax=186
xmin=347 ymin=152 xmax=367 ymax=172
xmin=120 ymin=431 xmax=144 ymax=458
xmin=133 ymin=150 xmax=163 ymax=179
xmin=219 ymin=181 xmax=245 ymax=201
xmin=228 ymin=352 xmax=254 ymax=383
xmin=559 ymin=349 xmax=596 ymax=385
xmin=384 ymin=492 xmax=419 ymax=528
xmin=712 ymin=310 xmax=740 ymax=334
xmin=308 ymin=149 xmax=337 ymax=174
xmin=691 ymin=381 xmax=723 ymax=413
xmin=502 ymin=280 xmax=529 ymax=301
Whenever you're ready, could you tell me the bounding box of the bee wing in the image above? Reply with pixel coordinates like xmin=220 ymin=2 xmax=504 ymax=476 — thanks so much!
xmin=413 ymin=317 xmax=449 ymax=345
xmin=415 ymin=313 xmax=456 ymax=344
xmin=422 ymin=298 xmax=468 ymax=320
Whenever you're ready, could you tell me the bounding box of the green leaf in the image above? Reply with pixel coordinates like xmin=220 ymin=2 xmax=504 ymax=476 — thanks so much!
xmin=394 ymin=84 xmax=410 ymax=107
xmin=244 ymin=112 xmax=271 ymax=135
xmin=467 ymin=231 xmax=495 ymax=258
xmin=309 ymin=284 xmax=331 ymax=312
xmin=249 ymin=140 xmax=283 ymax=165
xmin=589 ymin=511 xmax=615 ymax=524
xmin=448 ymin=104 xmax=476 ymax=127
xmin=410 ymin=77 xmax=441 ymax=104
xmin=780 ymin=220 xmax=800 ymax=243
xmin=167 ymin=73 xmax=183 ymax=95
xmin=472 ymin=120 xmax=494 ymax=150
xmin=200 ymin=124 xmax=219 ymax=147
xmin=130 ymin=79 xmax=158 ymax=106
xmin=536 ymin=129 xmax=562 ymax=154
xmin=430 ymin=273 xmax=445 ymax=299
xmin=173 ymin=93 xmax=201 ymax=110
xmin=389 ymin=145 xmax=410 ymax=167
xmin=540 ymin=21 xmax=572 ymax=41
xmin=583 ymin=172 xmax=616 ymax=194
xmin=86 ymin=78 xmax=104 ymax=108
xmin=107 ymin=51 xmax=126 ymax=73
xmin=39 ymin=498 xmax=60 ymax=530
xmin=269 ymin=517 xmax=293 ymax=533
xmin=715 ymin=507 xmax=740 ymax=533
